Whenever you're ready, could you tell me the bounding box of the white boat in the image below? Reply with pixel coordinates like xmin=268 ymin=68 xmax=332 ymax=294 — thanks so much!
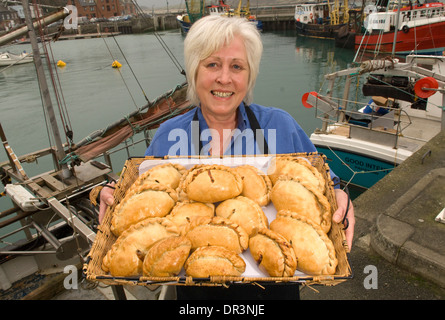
xmin=303 ymin=54 xmax=444 ymax=190
xmin=0 ymin=52 xmax=33 ymax=67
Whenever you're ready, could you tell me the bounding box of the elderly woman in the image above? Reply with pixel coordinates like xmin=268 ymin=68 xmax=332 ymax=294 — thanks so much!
xmin=100 ymin=15 xmax=354 ymax=299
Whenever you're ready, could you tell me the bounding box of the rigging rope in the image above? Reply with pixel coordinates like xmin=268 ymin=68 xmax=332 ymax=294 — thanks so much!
xmin=131 ymin=0 xmax=186 ymax=76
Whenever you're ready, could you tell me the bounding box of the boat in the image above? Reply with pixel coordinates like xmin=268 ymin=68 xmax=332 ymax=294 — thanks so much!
xmin=0 ymin=52 xmax=33 ymax=67
xmin=294 ymin=0 xmax=349 ymax=39
xmin=338 ymin=1 xmax=445 ymax=55
xmin=302 ymin=54 xmax=444 ymax=190
xmin=177 ymin=0 xmax=230 ymax=34
xmin=177 ymin=0 xmax=262 ymax=34
xmin=0 ymin=2 xmax=191 ymax=299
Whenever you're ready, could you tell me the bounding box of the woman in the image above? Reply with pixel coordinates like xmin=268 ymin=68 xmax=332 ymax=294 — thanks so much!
xmin=99 ymin=15 xmax=354 ymax=299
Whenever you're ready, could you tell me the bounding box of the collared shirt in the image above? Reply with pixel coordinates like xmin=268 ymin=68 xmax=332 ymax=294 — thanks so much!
xmin=145 ymin=102 xmax=340 ymax=186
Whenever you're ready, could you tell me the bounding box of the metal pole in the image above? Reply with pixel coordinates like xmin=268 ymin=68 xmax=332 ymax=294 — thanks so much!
xmin=21 ymin=0 xmax=70 ymax=177
xmin=391 ymin=0 xmax=402 ymax=57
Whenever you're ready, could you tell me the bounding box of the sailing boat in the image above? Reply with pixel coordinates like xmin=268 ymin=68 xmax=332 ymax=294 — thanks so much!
xmin=302 ymin=52 xmax=444 ymax=190
xmin=0 ymin=1 xmax=191 ymax=298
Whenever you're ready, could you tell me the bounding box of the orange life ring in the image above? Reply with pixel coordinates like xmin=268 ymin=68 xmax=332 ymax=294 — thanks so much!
xmin=302 ymin=91 xmax=318 ymax=108
xmin=414 ymin=77 xmax=438 ymax=98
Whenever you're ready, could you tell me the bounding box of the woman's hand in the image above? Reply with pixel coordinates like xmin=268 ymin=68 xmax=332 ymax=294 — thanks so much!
xmin=98 ymin=181 xmax=116 ymax=224
xmin=332 ymin=188 xmax=355 ymax=251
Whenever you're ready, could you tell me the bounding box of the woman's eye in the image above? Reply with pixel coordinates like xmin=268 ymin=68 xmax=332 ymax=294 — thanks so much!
xmin=207 ymin=62 xmax=218 ymax=68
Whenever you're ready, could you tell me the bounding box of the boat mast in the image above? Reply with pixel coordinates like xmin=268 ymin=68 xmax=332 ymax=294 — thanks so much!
xmin=21 ymin=0 xmax=70 ymax=178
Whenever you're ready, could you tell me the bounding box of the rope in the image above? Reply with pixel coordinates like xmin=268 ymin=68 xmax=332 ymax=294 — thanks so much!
xmin=131 ymin=0 xmax=186 ymax=76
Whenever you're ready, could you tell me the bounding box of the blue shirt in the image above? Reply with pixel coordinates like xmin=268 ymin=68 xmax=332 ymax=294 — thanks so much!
xmin=145 ymin=102 xmax=340 ymax=187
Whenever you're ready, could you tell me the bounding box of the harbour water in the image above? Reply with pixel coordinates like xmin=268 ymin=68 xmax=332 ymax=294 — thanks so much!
xmin=0 ymin=29 xmax=356 ymax=244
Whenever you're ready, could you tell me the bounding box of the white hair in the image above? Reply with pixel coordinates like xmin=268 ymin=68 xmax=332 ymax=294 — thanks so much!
xmin=184 ymin=15 xmax=263 ymax=106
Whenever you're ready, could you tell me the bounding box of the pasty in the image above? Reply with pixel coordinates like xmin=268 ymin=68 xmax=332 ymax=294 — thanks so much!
xmin=270 ymin=177 xmax=331 ymax=234
xmin=166 ymin=200 xmax=215 ymax=233
xmin=111 ymin=183 xmax=178 ymax=236
xmin=270 ymin=210 xmax=338 ymax=275
xmin=178 ymin=165 xmax=243 ymax=203
xmin=133 ymin=163 xmax=187 ymax=190
xmin=267 ymin=156 xmax=326 ymax=193
xmin=184 ymin=216 xmax=249 ymax=253
xmin=249 ymin=228 xmax=297 ymax=277
xmin=234 ymin=165 xmax=272 ymax=206
xmin=102 ymin=217 xmax=180 ymax=277
xmin=184 ymin=246 xmax=246 ymax=278
xmin=142 ymin=236 xmax=192 ymax=277
xmin=215 ymin=196 xmax=268 ymax=237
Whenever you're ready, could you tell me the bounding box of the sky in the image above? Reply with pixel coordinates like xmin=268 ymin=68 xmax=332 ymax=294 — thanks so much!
xmin=135 ymin=0 xmax=185 ymax=9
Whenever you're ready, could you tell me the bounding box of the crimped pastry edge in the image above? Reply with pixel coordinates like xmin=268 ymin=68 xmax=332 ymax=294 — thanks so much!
xmin=249 ymin=227 xmax=297 ymax=277
xmin=274 ymin=210 xmax=338 ymax=275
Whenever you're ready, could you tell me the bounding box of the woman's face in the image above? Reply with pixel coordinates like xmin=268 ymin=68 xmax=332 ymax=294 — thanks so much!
xmin=195 ymin=34 xmax=249 ymax=121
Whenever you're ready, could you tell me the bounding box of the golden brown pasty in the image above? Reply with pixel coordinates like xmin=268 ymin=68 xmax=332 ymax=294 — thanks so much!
xmin=184 ymin=216 xmax=249 ymax=253
xmin=267 ymin=156 xmax=326 ymax=193
xmin=270 ymin=177 xmax=331 ymax=234
xmin=133 ymin=163 xmax=187 ymax=190
xmin=249 ymin=228 xmax=297 ymax=277
xmin=234 ymin=165 xmax=272 ymax=206
xmin=215 ymin=196 xmax=268 ymax=237
xmin=184 ymin=246 xmax=246 ymax=278
xmin=111 ymin=183 xmax=178 ymax=236
xmin=178 ymin=165 xmax=243 ymax=203
xmin=166 ymin=200 xmax=215 ymax=233
xmin=270 ymin=210 xmax=338 ymax=275
xmin=142 ymin=236 xmax=192 ymax=277
xmin=102 ymin=217 xmax=180 ymax=277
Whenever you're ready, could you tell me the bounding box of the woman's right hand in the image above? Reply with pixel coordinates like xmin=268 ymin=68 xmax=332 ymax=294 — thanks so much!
xmin=98 ymin=181 xmax=116 ymax=224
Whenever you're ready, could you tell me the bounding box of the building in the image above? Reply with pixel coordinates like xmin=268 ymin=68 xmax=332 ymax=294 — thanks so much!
xmin=67 ymin=0 xmax=137 ymax=20
xmin=0 ymin=4 xmax=20 ymax=31
xmin=120 ymin=0 xmax=137 ymax=16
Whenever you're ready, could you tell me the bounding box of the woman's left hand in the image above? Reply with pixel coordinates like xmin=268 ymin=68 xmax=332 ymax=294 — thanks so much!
xmin=332 ymin=188 xmax=355 ymax=251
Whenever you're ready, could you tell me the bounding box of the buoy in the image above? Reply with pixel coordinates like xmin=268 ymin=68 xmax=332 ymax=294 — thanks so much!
xmin=112 ymin=60 xmax=122 ymax=68
xmin=414 ymin=77 xmax=438 ymax=98
xmin=57 ymin=60 xmax=66 ymax=67
xmin=301 ymin=91 xmax=319 ymax=108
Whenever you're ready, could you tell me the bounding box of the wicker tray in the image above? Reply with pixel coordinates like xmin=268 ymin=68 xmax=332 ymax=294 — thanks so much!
xmin=83 ymin=153 xmax=352 ymax=287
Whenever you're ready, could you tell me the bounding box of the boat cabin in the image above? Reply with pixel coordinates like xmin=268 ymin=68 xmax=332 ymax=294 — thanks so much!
xmin=294 ymin=1 xmax=332 ymax=24
xmin=364 ymin=1 xmax=445 ymax=32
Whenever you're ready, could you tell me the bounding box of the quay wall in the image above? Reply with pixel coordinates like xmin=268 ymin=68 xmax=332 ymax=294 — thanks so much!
xmin=46 ymin=5 xmax=296 ymax=36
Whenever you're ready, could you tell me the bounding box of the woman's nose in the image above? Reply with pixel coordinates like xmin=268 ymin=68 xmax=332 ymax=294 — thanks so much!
xmin=216 ymin=66 xmax=231 ymax=84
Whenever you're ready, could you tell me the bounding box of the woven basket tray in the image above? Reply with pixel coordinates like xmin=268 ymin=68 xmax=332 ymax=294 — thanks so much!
xmin=83 ymin=153 xmax=352 ymax=287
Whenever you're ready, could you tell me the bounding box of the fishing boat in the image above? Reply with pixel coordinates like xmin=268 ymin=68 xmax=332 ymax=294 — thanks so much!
xmin=294 ymin=0 xmax=349 ymax=39
xmin=0 ymin=1 xmax=191 ymax=300
xmin=302 ymin=54 xmax=444 ymax=190
xmin=345 ymin=1 xmax=445 ymax=55
xmin=0 ymin=52 xmax=33 ymax=67
xmin=177 ymin=0 xmax=262 ymax=34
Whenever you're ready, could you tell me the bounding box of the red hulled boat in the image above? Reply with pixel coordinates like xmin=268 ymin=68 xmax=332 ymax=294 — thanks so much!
xmin=356 ymin=1 xmax=445 ymax=55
